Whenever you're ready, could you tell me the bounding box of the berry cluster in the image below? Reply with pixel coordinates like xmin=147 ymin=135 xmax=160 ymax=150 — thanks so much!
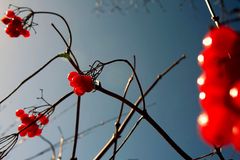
xmin=197 ymin=26 xmax=240 ymax=151
xmin=16 ymin=109 xmax=49 ymax=138
xmin=67 ymin=71 xmax=94 ymax=96
xmin=1 ymin=9 xmax=30 ymax=38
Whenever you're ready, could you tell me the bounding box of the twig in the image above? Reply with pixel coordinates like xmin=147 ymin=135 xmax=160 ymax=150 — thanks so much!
xmin=94 ymin=55 xmax=185 ymax=159
xmin=109 ymin=116 xmax=143 ymax=160
xmin=112 ymin=56 xmax=136 ymax=160
xmin=215 ymin=147 xmax=225 ymax=160
xmin=193 ymin=150 xmax=216 ymax=160
xmin=0 ymin=54 xmax=60 ymax=105
xmin=39 ymin=135 xmax=56 ymax=160
xmin=103 ymin=58 xmax=146 ymax=111
xmin=71 ymin=96 xmax=81 ymax=160
xmin=204 ymin=0 xmax=220 ymax=27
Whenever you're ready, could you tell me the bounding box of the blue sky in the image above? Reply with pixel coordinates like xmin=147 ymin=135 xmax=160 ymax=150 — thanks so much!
xmin=0 ymin=0 xmax=239 ymax=160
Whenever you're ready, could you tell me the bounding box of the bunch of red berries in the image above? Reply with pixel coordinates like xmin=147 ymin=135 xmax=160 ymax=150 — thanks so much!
xmin=197 ymin=26 xmax=240 ymax=151
xmin=16 ymin=109 xmax=49 ymax=138
xmin=1 ymin=9 xmax=30 ymax=38
xmin=67 ymin=71 xmax=94 ymax=96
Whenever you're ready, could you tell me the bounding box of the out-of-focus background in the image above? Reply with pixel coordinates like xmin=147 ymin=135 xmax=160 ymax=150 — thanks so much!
xmin=0 ymin=1 xmax=239 ymax=159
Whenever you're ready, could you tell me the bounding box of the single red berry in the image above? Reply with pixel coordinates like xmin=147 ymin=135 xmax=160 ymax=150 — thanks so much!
xmin=41 ymin=116 xmax=49 ymax=125
xmin=18 ymin=124 xmax=27 ymax=137
xmin=29 ymin=114 xmax=36 ymax=121
xmin=197 ymin=107 xmax=234 ymax=147
xmin=1 ymin=16 xmax=11 ymax=25
xmin=35 ymin=128 xmax=42 ymax=136
xmin=232 ymin=121 xmax=240 ymax=152
xmin=21 ymin=29 xmax=30 ymax=38
xmin=20 ymin=113 xmax=31 ymax=124
xmin=38 ymin=114 xmax=49 ymax=125
xmin=16 ymin=109 xmax=25 ymax=117
xmin=5 ymin=10 xmax=15 ymax=18
xmin=74 ymin=87 xmax=85 ymax=96
xmin=68 ymin=71 xmax=79 ymax=81
xmin=70 ymin=74 xmax=82 ymax=87
xmin=82 ymin=75 xmax=94 ymax=92
xmin=203 ymin=26 xmax=238 ymax=52
xmin=28 ymin=130 xmax=36 ymax=138
xmin=229 ymin=81 xmax=240 ymax=111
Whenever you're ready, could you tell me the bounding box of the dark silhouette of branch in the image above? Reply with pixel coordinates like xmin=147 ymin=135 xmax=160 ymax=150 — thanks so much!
xmin=94 ymin=55 xmax=191 ymax=160
xmin=71 ymin=96 xmax=81 ymax=160
xmin=109 ymin=116 xmax=143 ymax=160
xmin=0 ymin=54 xmax=61 ymax=105
xmin=112 ymin=56 xmax=136 ymax=160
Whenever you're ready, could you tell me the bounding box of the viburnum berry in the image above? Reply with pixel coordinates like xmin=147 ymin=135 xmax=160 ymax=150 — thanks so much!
xmin=1 ymin=16 xmax=11 ymax=25
xmin=18 ymin=124 xmax=28 ymax=137
xmin=5 ymin=10 xmax=15 ymax=18
xmin=202 ymin=26 xmax=238 ymax=53
xmin=68 ymin=71 xmax=79 ymax=81
xmin=229 ymin=81 xmax=240 ymax=110
xmin=16 ymin=109 xmax=25 ymax=117
xmin=232 ymin=121 xmax=240 ymax=151
xmin=197 ymin=107 xmax=234 ymax=147
xmin=38 ymin=114 xmax=49 ymax=125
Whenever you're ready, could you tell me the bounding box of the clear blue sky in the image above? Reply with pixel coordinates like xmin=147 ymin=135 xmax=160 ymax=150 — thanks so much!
xmin=0 ymin=0 xmax=238 ymax=160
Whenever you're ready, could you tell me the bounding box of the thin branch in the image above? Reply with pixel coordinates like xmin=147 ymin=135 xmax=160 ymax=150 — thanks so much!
xmin=94 ymin=54 xmax=186 ymax=159
xmin=215 ymin=147 xmax=225 ymax=160
xmin=103 ymin=58 xmax=146 ymax=111
xmin=71 ymin=96 xmax=81 ymax=160
xmin=51 ymin=23 xmax=80 ymax=72
xmin=112 ymin=56 xmax=135 ymax=160
xmin=204 ymin=0 xmax=220 ymax=27
xmin=95 ymin=55 xmax=191 ymax=160
xmin=0 ymin=54 xmax=60 ymax=105
xmin=57 ymin=137 xmax=64 ymax=160
xmin=109 ymin=116 xmax=143 ymax=160
xmin=39 ymin=135 xmax=56 ymax=160
xmin=193 ymin=150 xmax=216 ymax=160
xmin=33 ymin=11 xmax=72 ymax=50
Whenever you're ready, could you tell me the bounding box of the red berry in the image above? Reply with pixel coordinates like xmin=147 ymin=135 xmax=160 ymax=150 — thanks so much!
xmin=74 ymin=87 xmax=85 ymax=96
xmin=41 ymin=116 xmax=49 ymax=125
xmin=5 ymin=10 xmax=15 ymax=18
xmin=18 ymin=124 xmax=27 ymax=137
xmin=16 ymin=109 xmax=25 ymax=117
xmin=21 ymin=29 xmax=30 ymax=38
xmin=203 ymin=26 xmax=238 ymax=52
xmin=82 ymin=75 xmax=94 ymax=92
xmin=229 ymin=81 xmax=240 ymax=111
xmin=232 ymin=121 xmax=240 ymax=152
xmin=38 ymin=114 xmax=49 ymax=125
xmin=28 ymin=131 xmax=36 ymax=138
xmin=70 ymin=74 xmax=82 ymax=87
xmin=20 ymin=113 xmax=31 ymax=124
xmin=68 ymin=71 xmax=79 ymax=81
xmin=1 ymin=16 xmax=11 ymax=25
xmin=29 ymin=114 xmax=36 ymax=121
xmin=197 ymin=107 xmax=234 ymax=147
xmin=35 ymin=128 xmax=42 ymax=136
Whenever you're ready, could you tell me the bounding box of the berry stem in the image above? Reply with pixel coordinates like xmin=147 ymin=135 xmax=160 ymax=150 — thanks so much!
xmin=204 ymin=0 xmax=221 ymax=27
xmin=71 ymin=96 xmax=81 ymax=160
